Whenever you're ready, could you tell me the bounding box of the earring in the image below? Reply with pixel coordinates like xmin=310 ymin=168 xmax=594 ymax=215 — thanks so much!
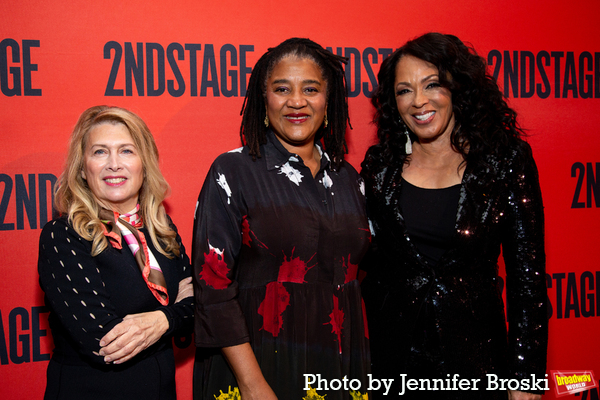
xmin=324 ymin=114 xmax=328 ymax=128
xmin=264 ymin=114 xmax=269 ymax=127
xmin=402 ymin=122 xmax=412 ymax=155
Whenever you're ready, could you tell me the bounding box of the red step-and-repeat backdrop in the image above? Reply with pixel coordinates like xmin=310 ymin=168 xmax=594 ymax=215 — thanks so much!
xmin=1 ymin=1 xmax=599 ymax=399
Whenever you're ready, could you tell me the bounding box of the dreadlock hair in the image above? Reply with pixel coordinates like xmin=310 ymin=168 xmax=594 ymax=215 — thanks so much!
xmin=240 ymin=37 xmax=350 ymax=169
xmin=371 ymin=32 xmax=526 ymax=170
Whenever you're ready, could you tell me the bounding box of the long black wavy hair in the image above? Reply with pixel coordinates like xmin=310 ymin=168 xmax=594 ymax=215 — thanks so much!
xmin=240 ymin=37 xmax=350 ymax=169
xmin=371 ymin=32 xmax=525 ymax=169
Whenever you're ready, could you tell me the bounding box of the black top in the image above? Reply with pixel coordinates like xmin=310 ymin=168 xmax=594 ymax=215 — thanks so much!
xmin=38 ymin=217 xmax=193 ymax=400
xmin=361 ymin=141 xmax=547 ymax=399
xmin=193 ymin=131 xmax=371 ymax=400
xmin=400 ymin=180 xmax=461 ymax=265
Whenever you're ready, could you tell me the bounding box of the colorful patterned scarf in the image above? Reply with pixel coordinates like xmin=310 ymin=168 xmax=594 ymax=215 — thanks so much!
xmin=100 ymin=205 xmax=169 ymax=305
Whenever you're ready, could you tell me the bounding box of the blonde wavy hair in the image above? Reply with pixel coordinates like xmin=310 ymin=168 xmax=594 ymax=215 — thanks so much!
xmin=54 ymin=105 xmax=180 ymax=258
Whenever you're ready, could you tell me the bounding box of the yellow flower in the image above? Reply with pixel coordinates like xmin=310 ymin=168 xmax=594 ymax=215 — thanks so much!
xmin=214 ymin=386 xmax=241 ymax=400
xmin=350 ymin=390 xmax=368 ymax=400
xmin=303 ymin=386 xmax=327 ymax=400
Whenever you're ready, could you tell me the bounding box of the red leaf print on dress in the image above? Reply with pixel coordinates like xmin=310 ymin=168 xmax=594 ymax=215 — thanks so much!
xmin=241 ymin=215 xmax=268 ymax=249
xmin=343 ymin=254 xmax=358 ymax=284
xmin=258 ymin=281 xmax=291 ymax=337
xmin=327 ymin=294 xmax=344 ymax=354
xmin=277 ymin=248 xmax=315 ymax=283
xmin=241 ymin=216 xmax=252 ymax=247
xmin=199 ymin=244 xmax=231 ymax=290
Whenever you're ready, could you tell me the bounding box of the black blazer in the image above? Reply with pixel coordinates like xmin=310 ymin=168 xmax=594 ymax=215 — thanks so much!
xmin=360 ymin=140 xmax=547 ymax=388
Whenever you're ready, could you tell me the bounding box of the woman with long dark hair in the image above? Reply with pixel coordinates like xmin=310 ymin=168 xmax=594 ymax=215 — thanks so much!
xmin=361 ymin=33 xmax=547 ymax=399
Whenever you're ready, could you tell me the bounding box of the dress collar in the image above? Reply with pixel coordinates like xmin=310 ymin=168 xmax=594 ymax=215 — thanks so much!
xmin=263 ymin=130 xmax=331 ymax=173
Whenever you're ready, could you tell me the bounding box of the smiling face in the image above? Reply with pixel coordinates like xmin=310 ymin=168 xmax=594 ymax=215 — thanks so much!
xmin=394 ymin=55 xmax=455 ymax=145
xmin=265 ymin=56 xmax=327 ymax=153
xmin=82 ymin=122 xmax=144 ymax=214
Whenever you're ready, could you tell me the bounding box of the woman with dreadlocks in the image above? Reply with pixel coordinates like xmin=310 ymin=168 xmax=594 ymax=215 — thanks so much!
xmin=192 ymin=38 xmax=371 ymax=400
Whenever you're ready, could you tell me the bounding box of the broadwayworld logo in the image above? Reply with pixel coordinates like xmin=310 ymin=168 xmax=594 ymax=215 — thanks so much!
xmin=552 ymin=370 xmax=597 ymax=397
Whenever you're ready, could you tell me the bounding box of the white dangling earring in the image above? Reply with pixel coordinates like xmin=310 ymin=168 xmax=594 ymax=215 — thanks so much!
xmin=403 ymin=124 xmax=412 ymax=154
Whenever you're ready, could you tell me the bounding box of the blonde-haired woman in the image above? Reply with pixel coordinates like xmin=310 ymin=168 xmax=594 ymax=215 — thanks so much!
xmin=38 ymin=105 xmax=193 ymax=400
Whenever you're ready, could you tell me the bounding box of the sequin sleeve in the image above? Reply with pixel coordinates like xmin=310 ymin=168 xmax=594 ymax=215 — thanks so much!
xmin=502 ymin=143 xmax=548 ymax=382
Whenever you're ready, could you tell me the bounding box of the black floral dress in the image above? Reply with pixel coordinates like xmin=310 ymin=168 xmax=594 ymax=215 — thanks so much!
xmin=192 ymin=131 xmax=371 ymax=400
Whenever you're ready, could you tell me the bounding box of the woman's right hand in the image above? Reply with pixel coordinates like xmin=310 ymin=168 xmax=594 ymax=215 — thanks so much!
xmin=99 ymin=310 xmax=169 ymax=364
xmin=175 ymin=276 xmax=193 ymax=303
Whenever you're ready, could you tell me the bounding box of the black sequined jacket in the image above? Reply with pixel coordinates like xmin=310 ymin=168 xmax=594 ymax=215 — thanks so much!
xmin=360 ymin=140 xmax=547 ymax=387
